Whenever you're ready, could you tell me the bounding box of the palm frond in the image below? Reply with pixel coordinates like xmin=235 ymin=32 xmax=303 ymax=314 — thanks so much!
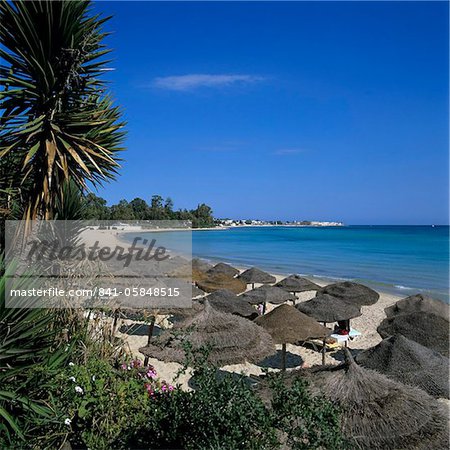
xmin=0 ymin=0 xmax=125 ymax=220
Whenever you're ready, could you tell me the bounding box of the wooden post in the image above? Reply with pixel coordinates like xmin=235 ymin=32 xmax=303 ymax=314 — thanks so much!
xmin=111 ymin=308 xmax=120 ymax=340
xmin=322 ymin=322 xmax=327 ymax=365
xmin=281 ymin=343 xmax=287 ymax=372
xmin=143 ymin=315 xmax=156 ymax=366
xmin=322 ymin=339 xmax=326 ymax=365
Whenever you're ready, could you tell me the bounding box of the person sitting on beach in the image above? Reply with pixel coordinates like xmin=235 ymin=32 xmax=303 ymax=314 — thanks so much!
xmin=334 ymin=320 xmax=350 ymax=335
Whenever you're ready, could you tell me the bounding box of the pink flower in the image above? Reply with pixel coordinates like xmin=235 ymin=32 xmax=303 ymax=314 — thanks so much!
xmin=168 ymin=385 xmax=174 ymax=391
xmin=161 ymin=385 xmax=167 ymax=392
xmin=120 ymin=363 xmax=127 ymax=370
xmin=131 ymin=359 xmax=142 ymax=368
xmin=144 ymin=383 xmax=155 ymax=397
xmin=146 ymin=370 xmax=157 ymax=379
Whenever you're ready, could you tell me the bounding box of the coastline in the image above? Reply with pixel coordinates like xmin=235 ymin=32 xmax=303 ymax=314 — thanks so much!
xmin=82 ymin=226 xmax=445 ymax=302
xmin=80 ymin=227 xmax=405 ymax=388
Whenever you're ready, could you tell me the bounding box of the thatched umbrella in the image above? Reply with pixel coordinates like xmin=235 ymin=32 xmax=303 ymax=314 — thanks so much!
xmin=255 ymin=304 xmax=331 ymax=371
xmin=197 ymin=273 xmax=247 ymax=294
xmin=385 ymin=293 xmax=449 ymax=320
xmin=377 ymin=311 xmax=449 ymax=357
xmin=296 ymin=294 xmax=361 ymax=363
xmin=168 ymin=260 xmax=209 ymax=283
xmin=355 ymin=334 xmax=449 ymax=399
xmin=241 ymin=285 xmax=297 ymax=313
xmin=204 ymin=289 xmax=258 ymax=320
xmin=276 ymin=274 xmax=321 ymax=295
xmin=238 ymin=267 xmax=276 ymax=289
xmin=299 ymin=352 xmax=449 ymax=450
xmin=192 ymin=258 xmax=213 ymax=273
xmin=296 ymin=294 xmax=362 ymax=324
xmin=318 ymin=281 xmax=379 ymax=306
xmin=112 ymin=266 xmax=141 ymax=278
xmin=139 ymin=301 xmax=276 ymax=366
xmin=165 ymin=300 xmax=204 ymax=321
xmin=156 ymin=255 xmax=190 ymax=277
xmin=207 ymin=262 xmax=240 ymax=278
xmin=192 ymin=285 xmax=206 ymax=298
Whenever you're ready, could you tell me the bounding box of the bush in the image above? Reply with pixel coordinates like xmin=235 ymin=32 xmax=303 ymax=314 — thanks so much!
xmin=268 ymin=374 xmax=348 ymax=449
xmin=2 ymin=344 xmax=347 ymax=450
xmin=139 ymin=365 xmax=279 ymax=449
xmin=18 ymin=358 xmax=173 ymax=450
xmin=0 ymin=264 xmax=72 ymax=445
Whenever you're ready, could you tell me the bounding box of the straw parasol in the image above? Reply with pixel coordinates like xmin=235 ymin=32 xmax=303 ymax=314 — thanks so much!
xmin=355 ymin=334 xmax=449 ymax=399
xmin=318 ymin=281 xmax=379 ymax=306
xmin=197 ymin=273 xmax=247 ymax=294
xmin=276 ymin=274 xmax=321 ymax=295
xmin=377 ymin=311 xmax=449 ymax=357
xmin=384 ymin=293 xmax=449 ymax=321
xmin=139 ymin=301 xmax=276 ymax=366
xmin=112 ymin=267 xmax=141 ymax=278
xmin=168 ymin=259 xmax=211 ymax=283
xmin=281 ymin=352 xmax=450 ymax=450
xmin=296 ymin=293 xmax=362 ymax=363
xmin=157 ymin=255 xmax=191 ymax=276
xmin=192 ymin=285 xmax=206 ymax=298
xmin=238 ymin=267 xmax=276 ymax=289
xmin=204 ymin=289 xmax=258 ymax=320
xmin=207 ymin=262 xmax=240 ymax=278
xmin=296 ymin=293 xmax=362 ymax=324
xmin=192 ymin=258 xmax=213 ymax=273
xmin=165 ymin=300 xmax=204 ymax=321
xmin=255 ymin=304 xmax=331 ymax=370
xmin=241 ymin=285 xmax=297 ymax=313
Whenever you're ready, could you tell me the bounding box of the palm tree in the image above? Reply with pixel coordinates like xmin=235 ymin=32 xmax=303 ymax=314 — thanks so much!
xmin=0 ymin=0 xmax=125 ymax=221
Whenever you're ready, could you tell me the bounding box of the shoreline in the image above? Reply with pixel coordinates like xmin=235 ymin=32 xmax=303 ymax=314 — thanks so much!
xmin=82 ymin=227 xmax=439 ymax=303
xmin=80 ymin=227 xmax=406 ymax=387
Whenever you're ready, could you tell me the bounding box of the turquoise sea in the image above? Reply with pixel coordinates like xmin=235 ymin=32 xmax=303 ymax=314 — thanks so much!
xmin=126 ymin=226 xmax=450 ymax=302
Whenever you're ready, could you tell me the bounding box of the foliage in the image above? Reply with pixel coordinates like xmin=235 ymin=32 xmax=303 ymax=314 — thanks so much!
xmin=140 ymin=364 xmax=278 ymax=449
xmin=82 ymin=193 xmax=110 ymax=221
xmin=0 ymin=0 xmax=125 ymax=220
xmin=1 ymin=336 xmax=347 ymax=450
xmin=268 ymin=373 xmax=348 ymax=450
xmin=19 ymin=358 xmax=171 ymax=450
xmin=0 ymin=263 xmax=71 ymax=444
xmin=79 ymin=193 xmax=216 ymax=227
xmin=54 ymin=180 xmax=86 ymax=221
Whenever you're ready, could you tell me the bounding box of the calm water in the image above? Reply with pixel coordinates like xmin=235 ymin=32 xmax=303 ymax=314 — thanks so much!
xmin=127 ymin=226 xmax=450 ymax=302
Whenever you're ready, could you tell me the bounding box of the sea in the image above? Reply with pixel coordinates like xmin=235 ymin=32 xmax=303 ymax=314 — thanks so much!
xmin=125 ymin=225 xmax=450 ymax=303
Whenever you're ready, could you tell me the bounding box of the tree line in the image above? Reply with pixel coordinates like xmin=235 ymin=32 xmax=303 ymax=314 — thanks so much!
xmin=83 ymin=193 xmax=215 ymax=228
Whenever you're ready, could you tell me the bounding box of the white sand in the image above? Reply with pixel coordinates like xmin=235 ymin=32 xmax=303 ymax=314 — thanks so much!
xmin=81 ymin=227 xmax=403 ymax=389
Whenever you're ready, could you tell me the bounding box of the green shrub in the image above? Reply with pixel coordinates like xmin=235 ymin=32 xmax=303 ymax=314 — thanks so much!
xmin=268 ymin=373 xmax=348 ymax=450
xmin=139 ymin=365 xmax=279 ymax=450
xmin=2 ymin=346 xmax=347 ymax=450
xmin=0 ymin=263 xmax=72 ymax=446
xmin=20 ymin=358 xmax=172 ymax=450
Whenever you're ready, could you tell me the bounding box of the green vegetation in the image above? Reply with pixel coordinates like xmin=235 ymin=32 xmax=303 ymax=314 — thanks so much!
xmin=0 ymin=2 xmax=346 ymax=449
xmin=1 ymin=345 xmax=346 ymax=450
xmin=0 ymin=263 xmax=70 ymax=443
xmin=0 ymin=1 xmax=125 ymax=221
xmin=82 ymin=193 xmax=216 ymax=228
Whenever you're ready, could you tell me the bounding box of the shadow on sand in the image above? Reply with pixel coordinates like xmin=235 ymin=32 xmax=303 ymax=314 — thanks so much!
xmin=118 ymin=322 xmax=162 ymax=337
xmin=257 ymin=350 xmax=304 ymax=370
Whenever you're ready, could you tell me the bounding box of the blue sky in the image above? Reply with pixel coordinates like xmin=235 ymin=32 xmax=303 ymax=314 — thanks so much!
xmin=93 ymin=1 xmax=449 ymax=225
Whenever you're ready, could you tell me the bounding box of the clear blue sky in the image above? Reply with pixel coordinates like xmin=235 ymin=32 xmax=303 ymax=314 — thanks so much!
xmin=93 ymin=1 xmax=449 ymax=225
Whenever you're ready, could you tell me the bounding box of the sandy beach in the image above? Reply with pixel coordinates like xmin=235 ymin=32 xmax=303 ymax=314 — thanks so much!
xmin=80 ymin=227 xmax=403 ymax=389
